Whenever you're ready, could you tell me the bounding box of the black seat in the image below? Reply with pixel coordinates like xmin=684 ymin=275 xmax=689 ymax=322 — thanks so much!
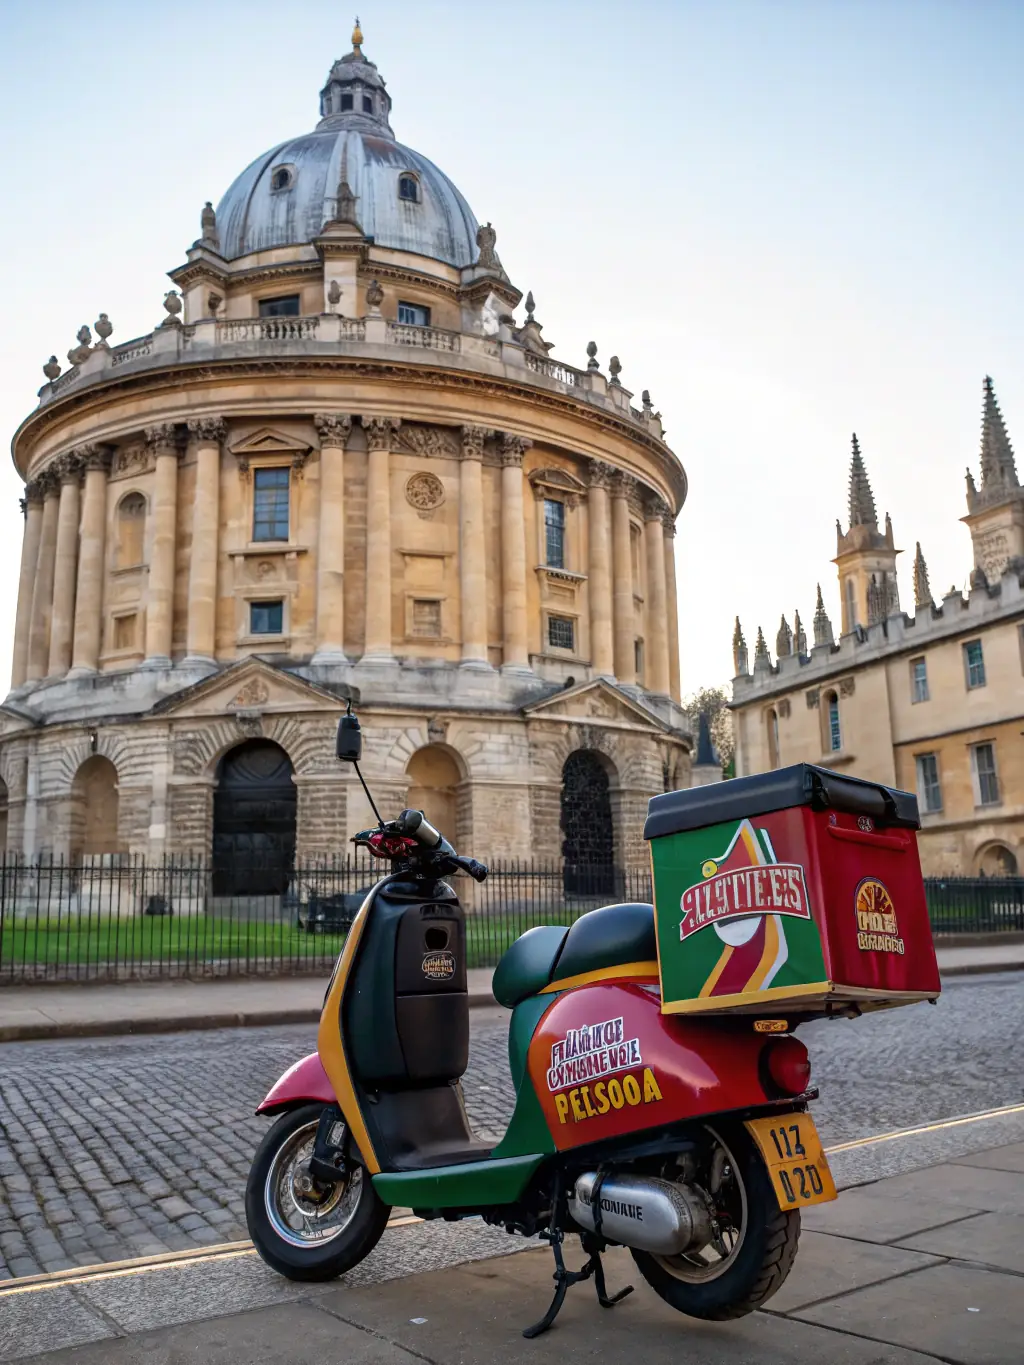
xmin=549 ymin=902 xmax=656 ymax=986
xmin=492 ymin=925 xmax=568 ymax=1009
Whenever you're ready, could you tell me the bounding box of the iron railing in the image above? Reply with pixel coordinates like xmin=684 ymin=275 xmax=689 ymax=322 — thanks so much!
xmin=0 ymin=858 xmax=1019 ymax=985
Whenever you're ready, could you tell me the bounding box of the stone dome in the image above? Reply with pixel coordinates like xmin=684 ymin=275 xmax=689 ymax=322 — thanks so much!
xmin=214 ymin=31 xmax=480 ymax=269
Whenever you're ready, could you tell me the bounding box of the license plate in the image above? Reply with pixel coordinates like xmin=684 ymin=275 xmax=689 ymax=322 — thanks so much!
xmin=745 ymin=1113 xmax=838 ymax=1211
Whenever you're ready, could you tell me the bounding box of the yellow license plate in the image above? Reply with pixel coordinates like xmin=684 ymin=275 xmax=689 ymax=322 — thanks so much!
xmin=745 ymin=1113 xmax=838 ymax=1211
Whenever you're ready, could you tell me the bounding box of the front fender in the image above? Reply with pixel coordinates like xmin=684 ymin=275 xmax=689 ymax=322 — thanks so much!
xmin=256 ymin=1052 xmax=337 ymax=1115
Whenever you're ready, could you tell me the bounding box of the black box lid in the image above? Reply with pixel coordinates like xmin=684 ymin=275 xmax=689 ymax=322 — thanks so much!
xmin=644 ymin=764 xmax=920 ymax=840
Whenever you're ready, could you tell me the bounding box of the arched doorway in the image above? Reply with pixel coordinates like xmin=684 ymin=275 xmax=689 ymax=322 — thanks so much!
xmin=977 ymin=843 xmax=1018 ymax=877
xmin=212 ymin=740 xmax=296 ymax=895
xmin=71 ymin=756 xmax=119 ymax=860
xmin=560 ymin=750 xmax=616 ymax=896
xmin=405 ymin=745 xmax=462 ymax=843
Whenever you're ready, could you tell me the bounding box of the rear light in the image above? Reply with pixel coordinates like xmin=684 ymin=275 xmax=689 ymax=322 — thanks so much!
xmin=765 ymin=1037 xmax=811 ymax=1096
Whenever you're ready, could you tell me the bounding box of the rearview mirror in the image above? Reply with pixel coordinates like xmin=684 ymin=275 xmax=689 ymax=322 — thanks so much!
xmin=336 ymin=712 xmax=362 ymax=763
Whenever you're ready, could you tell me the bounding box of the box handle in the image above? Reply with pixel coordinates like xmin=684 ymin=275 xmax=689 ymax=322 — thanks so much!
xmin=825 ymin=825 xmax=909 ymax=852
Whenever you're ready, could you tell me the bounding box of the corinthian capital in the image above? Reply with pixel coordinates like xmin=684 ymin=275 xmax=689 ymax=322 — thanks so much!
xmin=187 ymin=416 xmax=227 ymax=444
xmin=363 ymin=416 xmax=401 ymax=451
xmin=77 ymin=443 xmax=112 ymax=473
xmin=500 ymin=432 xmax=532 ymax=467
xmin=54 ymin=451 xmax=85 ymax=484
xmin=661 ymin=506 xmax=677 ymax=537
xmin=643 ymin=491 xmax=670 ymax=524
xmin=314 ymin=413 xmax=353 ymax=446
xmin=22 ymin=480 xmax=44 ymax=508
xmin=609 ymin=469 xmax=637 ymax=501
xmin=145 ymin=422 xmax=181 ymax=458
xmin=588 ymin=459 xmax=615 ymax=491
xmin=460 ymin=424 xmax=494 ymax=461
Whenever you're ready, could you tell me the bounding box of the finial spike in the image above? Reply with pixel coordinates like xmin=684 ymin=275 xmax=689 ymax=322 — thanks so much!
xmin=352 ymin=16 xmax=363 ymax=49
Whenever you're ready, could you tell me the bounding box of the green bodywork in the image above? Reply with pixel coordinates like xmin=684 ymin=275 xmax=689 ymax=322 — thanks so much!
xmin=371 ymin=993 xmax=558 ymax=1210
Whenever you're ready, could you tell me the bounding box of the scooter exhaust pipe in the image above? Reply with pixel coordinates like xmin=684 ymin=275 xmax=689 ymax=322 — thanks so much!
xmin=567 ymin=1172 xmax=713 ymax=1256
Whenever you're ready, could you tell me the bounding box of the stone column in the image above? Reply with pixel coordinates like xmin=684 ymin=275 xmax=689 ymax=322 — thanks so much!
xmin=312 ymin=413 xmax=352 ymax=664
xmin=459 ymin=425 xmax=493 ymax=670
xmin=362 ymin=416 xmax=400 ymax=662
xmin=500 ymin=434 xmax=532 ymax=673
xmin=587 ymin=461 xmax=615 ymax=677
xmin=144 ymin=424 xmax=182 ymax=668
xmin=643 ymin=494 xmax=671 ymax=696
xmin=663 ymin=509 xmax=681 ymax=702
xmin=11 ymin=484 xmax=44 ymax=689
xmin=27 ymin=474 xmax=61 ymax=681
xmin=184 ymin=417 xmax=225 ymax=665
xmin=611 ymin=472 xmax=636 ymax=684
xmin=70 ymin=446 xmax=112 ymax=676
xmin=48 ymin=455 xmax=84 ymax=678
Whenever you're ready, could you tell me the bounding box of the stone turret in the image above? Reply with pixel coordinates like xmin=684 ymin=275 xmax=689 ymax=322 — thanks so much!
xmin=834 ymin=434 xmax=900 ymax=633
xmin=962 ymin=376 xmax=1024 ymax=580
xmin=812 ymin=584 xmax=834 ymax=648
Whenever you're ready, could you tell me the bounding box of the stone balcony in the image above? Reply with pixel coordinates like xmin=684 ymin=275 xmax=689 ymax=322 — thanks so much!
xmin=38 ymin=314 xmax=668 ymax=444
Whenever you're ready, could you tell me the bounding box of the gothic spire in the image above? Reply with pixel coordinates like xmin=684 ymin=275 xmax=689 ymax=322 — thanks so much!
xmin=793 ymin=609 xmax=807 ymax=656
xmin=812 ymin=584 xmax=834 ymax=648
xmin=913 ymin=542 xmax=933 ymax=610
xmin=979 ymin=376 xmax=1018 ymax=490
xmin=732 ymin=617 xmax=748 ymax=675
xmin=847 ymin=433 xmax=877 ymax=529
xmin=753 ymin=626 xmax=771 ymax=671
xmin=775 ymin=615 xmax=792 ymax=658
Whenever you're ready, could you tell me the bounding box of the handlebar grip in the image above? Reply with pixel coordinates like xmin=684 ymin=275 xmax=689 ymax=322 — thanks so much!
xmin=454 ymin=856 xmax=489 ymax=883
xmin=397 ymin=809 xmax=442 ymax=848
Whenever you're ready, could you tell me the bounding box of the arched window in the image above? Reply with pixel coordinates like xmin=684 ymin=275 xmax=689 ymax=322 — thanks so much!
xmin=767 ymin=708 xmax=780 ymax=768
xmin=270 ymin=166 xmax=293 ymax=192
xmin=362 ymin=94 xmax=373 ymax=113
xmin=825 ymin=691 xmax=841 ymax=753
xmin=845 ymin=577 xmax=857 ymax=630
xmin=71 ymin=755 xmax=120 ymax=860
xmin=398 ymin=174 xmax=420 ymax=203
xmin=116 ymin=492 xmax=146 ymax=568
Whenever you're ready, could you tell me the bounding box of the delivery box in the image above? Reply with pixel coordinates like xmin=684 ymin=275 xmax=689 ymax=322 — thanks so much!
xmin=644 ymin=764 xmax=941 ymax=1017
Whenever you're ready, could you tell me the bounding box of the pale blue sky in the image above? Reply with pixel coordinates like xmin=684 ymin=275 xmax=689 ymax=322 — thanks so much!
xmin=2 ymin=0 xmax=1022 ymax=691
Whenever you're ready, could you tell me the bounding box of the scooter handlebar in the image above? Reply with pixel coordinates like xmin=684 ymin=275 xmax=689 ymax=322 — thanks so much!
xmin=451 ymin=855 xmax=488 ymax=884
xmin=397 ymin=808 xmax=442 ymax=848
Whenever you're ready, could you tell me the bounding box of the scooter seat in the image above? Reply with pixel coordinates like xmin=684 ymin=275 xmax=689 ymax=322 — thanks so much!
xmin=492 ymin=925 xmax=568 ymax=1008
xmin=549 ymin=902 xmax=657 ymax=987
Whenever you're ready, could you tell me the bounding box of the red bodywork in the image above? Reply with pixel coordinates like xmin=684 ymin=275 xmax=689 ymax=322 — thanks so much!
xmin=256 ymin=1052 xmax=337 ymax=1114
xmin=527 ymin=981 xmax=787 ymax=1151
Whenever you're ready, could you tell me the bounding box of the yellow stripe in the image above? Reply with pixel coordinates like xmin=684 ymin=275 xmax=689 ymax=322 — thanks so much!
xmin=663 ymin=980 xmax=835 ymax=1014
xmin=317 ymin=883 xmax=383 ymax=1174
xmin=539 ymin=960 xmax=660 ymax=994
xmin=698 ymin=941 xmax=735 ymax=997
xmin=746 ymin=915 xmax=781 ymax=992
xmin=824 ymin=1103 xmax=1024 ymax=1154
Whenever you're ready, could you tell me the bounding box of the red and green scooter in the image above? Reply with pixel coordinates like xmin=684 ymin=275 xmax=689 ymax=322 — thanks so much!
xmin=243 ymin=710 xmax=873 ymax=1334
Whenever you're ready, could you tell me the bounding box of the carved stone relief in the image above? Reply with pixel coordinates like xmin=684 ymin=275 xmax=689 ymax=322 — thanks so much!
xmin=405 ymin=472 xmax=446 ymax=512
xmin=395 ymin=424 xmax=460 ymax=459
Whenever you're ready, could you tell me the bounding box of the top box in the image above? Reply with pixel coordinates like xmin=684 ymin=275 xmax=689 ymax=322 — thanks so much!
xmin=644 ymin=765 xmax=941 ymax=1017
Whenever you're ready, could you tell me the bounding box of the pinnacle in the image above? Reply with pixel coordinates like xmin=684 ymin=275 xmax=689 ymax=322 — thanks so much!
xmin=732 ymin=616 xmax=745 ymax=647
xmin=979 ymin=376 xmax=1019 ymax=489
xmin=847 ymin=433 xmax=878 ymax=529
xmin=913 ymin=541 xmax=932 ymax=609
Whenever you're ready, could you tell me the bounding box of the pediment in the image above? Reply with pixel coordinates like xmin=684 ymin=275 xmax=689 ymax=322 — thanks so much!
xmin=153 ymin=658 xmax=348 ymax=720
xmin=528 ymin=467 xmax=588 ymax=497
xmin=523 ymin=679 xmax=667 ymax=732
xmin=229 ymin=426 xmax=311 ymax=456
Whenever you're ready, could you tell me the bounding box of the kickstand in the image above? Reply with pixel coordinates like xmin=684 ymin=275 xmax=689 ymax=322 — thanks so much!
xmin=522 ymin=1177 xmax=633 ymax=1338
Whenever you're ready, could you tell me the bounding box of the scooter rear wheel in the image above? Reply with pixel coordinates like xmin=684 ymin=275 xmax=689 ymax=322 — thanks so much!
xmin=246 ymin=1102 xmax=391 ymax=1282
xmin=630 ymin=1122 xmax=800 ymax=1320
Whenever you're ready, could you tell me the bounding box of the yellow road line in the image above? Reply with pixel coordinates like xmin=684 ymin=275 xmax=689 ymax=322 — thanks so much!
xmin=5 ymin=1103 xmax=1024 ymax=1299
xmin=824 ymin=1101 xmax=1024 ymax=1155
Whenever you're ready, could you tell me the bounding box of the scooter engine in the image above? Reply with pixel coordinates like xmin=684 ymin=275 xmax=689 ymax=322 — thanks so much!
xmin=568 ymin=1172 xmax=713 ymax=1256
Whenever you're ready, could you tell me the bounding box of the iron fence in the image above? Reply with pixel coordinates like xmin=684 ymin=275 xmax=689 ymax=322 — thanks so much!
xmin=0 ymin=857 xmax=1019 ymax=985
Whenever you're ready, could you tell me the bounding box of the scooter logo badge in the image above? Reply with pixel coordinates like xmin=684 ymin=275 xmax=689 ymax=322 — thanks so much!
xmin=422 ymin=950 xmax=456 ymax=981
xmin=677 ymin=819 xmax=819 ymax=1000
xmin=855 ymin=878 xmax=904 ymax=956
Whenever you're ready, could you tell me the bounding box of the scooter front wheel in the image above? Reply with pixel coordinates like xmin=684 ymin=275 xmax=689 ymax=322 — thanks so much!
xmin=630 ymin=1122 xmax=800 ymax=1320
xmin=246 ymin=1103 xmax=391 ymax=1282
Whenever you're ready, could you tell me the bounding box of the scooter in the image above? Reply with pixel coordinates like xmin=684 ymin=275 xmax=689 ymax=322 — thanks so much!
xmin=245 ymin=710 xmax=838 ymax=1335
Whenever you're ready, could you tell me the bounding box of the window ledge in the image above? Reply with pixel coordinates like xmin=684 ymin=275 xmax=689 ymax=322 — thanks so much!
xmin=110 ymin=564 xmax=148 ymax=578
xmin=536 ymin=566 xmax=587 ymax=584
xmin=232 ymin=544 xmax=309 ymax=557
xmin=238 ymin=633 xmax=290 ymax=647
xmin=975 ymin=801 xmax=1003 ymax=811
xmin=821 ymin=750 xmax=856 ymax=767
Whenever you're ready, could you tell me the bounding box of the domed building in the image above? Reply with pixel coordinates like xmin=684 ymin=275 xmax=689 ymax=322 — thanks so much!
xmin=3 ymin=27 xmax=690 ymax=886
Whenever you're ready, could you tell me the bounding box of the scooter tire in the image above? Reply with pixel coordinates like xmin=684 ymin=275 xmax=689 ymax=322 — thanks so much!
xmin=246 ymin=1103 xmax=391 ymax=1282
xmin=630 ymin=1123 xmax=800 ymax=1320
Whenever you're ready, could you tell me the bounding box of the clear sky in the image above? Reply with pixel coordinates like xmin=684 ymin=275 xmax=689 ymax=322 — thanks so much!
xmin=2 ymin=0 xmax=1022 ymax=695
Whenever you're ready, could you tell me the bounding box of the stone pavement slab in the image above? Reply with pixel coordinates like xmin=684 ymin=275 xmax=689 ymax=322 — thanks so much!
xmin=951 ymin=1140 xmax=1024 ymax=1173
xmin=764 ymin=1229 xmax=943 ymax=1313
xmin=897 ymin=1211 xmax=1024 ymax=1274
xmin=800 ymin=1184 xmax=983 ymax=1243
xmin=794 ymin=1261 xmax=1022 ymax=1365
xmin=849 ymin=1162 xmax=1024 ymax=1216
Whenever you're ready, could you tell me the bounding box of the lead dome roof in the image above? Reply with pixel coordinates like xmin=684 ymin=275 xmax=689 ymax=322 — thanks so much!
xmin=215 ymin=29 xmax=480 ymax=269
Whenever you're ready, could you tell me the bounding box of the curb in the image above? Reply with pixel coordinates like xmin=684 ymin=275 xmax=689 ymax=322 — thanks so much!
xmin=1 ymin=963 xmax=1020 ymax=1044
xmin=0 ymin=990 xmax=499 ymax=1044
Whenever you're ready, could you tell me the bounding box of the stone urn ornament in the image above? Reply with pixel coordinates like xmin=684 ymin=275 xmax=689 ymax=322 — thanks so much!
xmin=366 ymin=278 xmax=384 ymax=314
xmin=68 ymin=325 xmax=93 ymax=366
xmin=586 ymin=340 xmax=599 ymax=372
xmin=161 ymin=290 xmax=183 ymax=328
xmin=327 ymin=279 xmax=342 ymax=312
xmin=94 ymin=313 xmax=113 ymax=348
xmin=43 ymin=356 xmax=61 ymax=382
xmin=608 ymin=355 xmax=622 ymax=386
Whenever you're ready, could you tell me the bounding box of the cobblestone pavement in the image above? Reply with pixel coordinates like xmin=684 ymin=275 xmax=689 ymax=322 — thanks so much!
xmin=1 ymin=972 xmax=1020 ymax=1279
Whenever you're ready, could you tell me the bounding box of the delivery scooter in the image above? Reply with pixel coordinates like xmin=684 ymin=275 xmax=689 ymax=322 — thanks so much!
xmin=246 ymin=709 xmax=939 ymax=1335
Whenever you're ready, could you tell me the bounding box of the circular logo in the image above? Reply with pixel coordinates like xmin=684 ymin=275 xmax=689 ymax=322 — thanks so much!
xmin=406 ymin=472 xmax=445 ymax=511
xmin=855 ymin=878 xmax=894 ymax=918
xmin=701 ymin=859 xmax=718 ymax=878
xmin=422 ymin=949 xmax=456 ymax=981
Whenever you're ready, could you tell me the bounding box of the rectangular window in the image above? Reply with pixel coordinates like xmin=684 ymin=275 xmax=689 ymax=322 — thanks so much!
xmin=113 ymin=613 xmax=137 ymax=651
xmin=250 ymin=600 xmax=284 ymax=635
xmin=411 ymin=599 xmax=442 ymax=638
xmin=971 ymin=742 xmax=1000 ymax=806
xmin=362 ymin=94 xmax=373 ymax=112
xmin=910 ymin=656 xmax=929 ymax=703
xmin=397 ymin=301 xmax=430 ymax=326
xmin=635 ymin=638 xmax=645 ymax=682
xmin=340 ymin=93 xmax=354 ymax=111
xmin=915 ymin=753 xmax=942 ymax=814
xmin=548 ymin=615 xmax=574 ymax=651
xmin=827 ymin=693 xmax=842 ymax=752
xmin=252 ymin=467 xmax=290 ymax=541
xmin=963 ymin=639 xmax=986 ymax=689
xmin=258 ymin=294 xmax=301 ymax=318
xmin=544 ymin=499 xmax=565 ymax=568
